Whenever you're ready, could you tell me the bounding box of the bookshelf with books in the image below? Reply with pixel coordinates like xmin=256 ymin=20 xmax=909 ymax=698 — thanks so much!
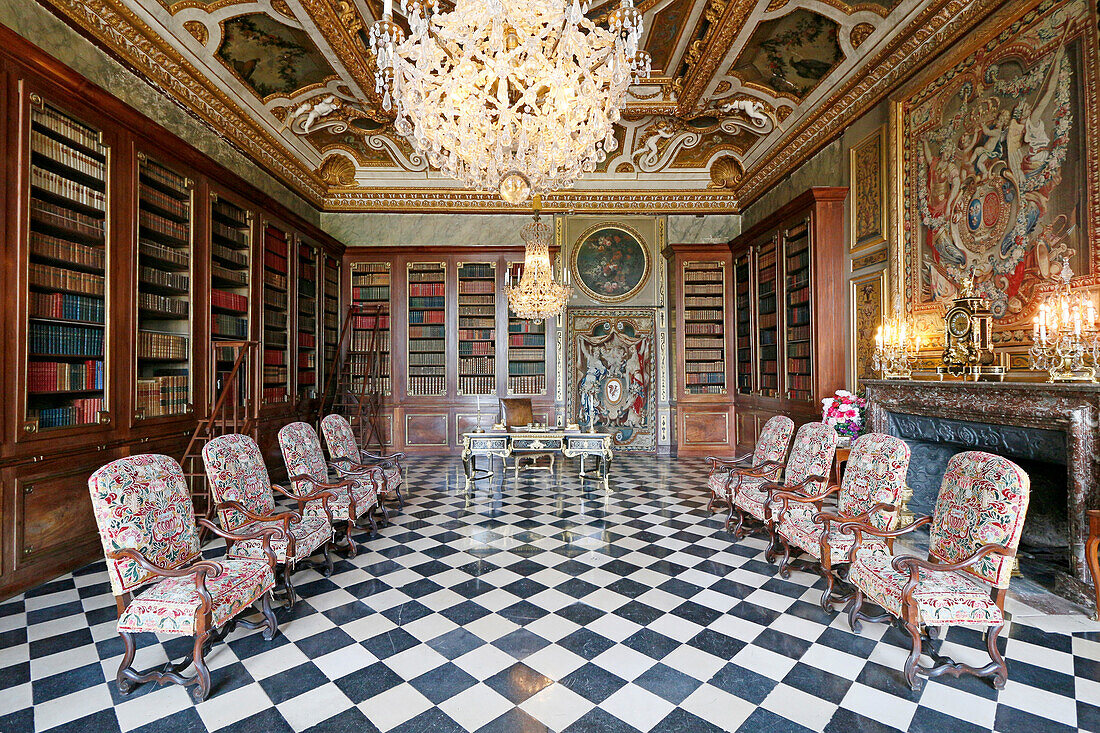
xmin=727 ymin=187 xmax=847 ymax=451
xmin=262 ymin=225 xmax=290 ymax=404
xmin=296 ymin=241 xmax=319 ymax=402
xmin=783 ymin=219 xmax=813 ymax=403
xmin=458 ymin=262 xmax=496 ymax=396
xmin=407 ymin=262 xmax=447 ymax=397
xmin=209 ymin=193 xmax=253 ymax=410
xmin=350 ymin=261 xmax=391 ymax=396
xmin=506 ymin=261 xmax=548 ymax=396
xmin=734 ymin=252 xmax=753 ymax=395
xmin=669 ymin=245 xmax=735 ymax=454
xmin=322 ymin=254 xmax=340 ymax=391
xmin=134 ymin=154 xmax=192 ymax=421
xmin=23 ymin=99 xmax=110 ymax=433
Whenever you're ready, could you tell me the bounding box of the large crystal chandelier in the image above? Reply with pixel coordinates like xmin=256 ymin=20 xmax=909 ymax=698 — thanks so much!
xmin=507 ymin=199 xmax=571 ymax=318
xmin=368 ymin=0 xmax=650 ymax=204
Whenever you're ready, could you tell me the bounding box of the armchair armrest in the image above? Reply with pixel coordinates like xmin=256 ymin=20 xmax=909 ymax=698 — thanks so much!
xmin=216 ymin=500 xmax=301 ymax=530
xmin=891 ymin=544 xmax=1014 ymax=575
xmin=705 ymin=454 xmax=753 ymax=470
xmin=730 ymin=460 xmax=784 ymax=480
xmin=812 ymin=503 xmax=895 ymax=528
xmin=839 ymin=515 xmax=933 ymax=564
xmin=361 ymin=449 xmax=405 ymax=466
xmin=271 ymin=484 xmax=336 ymax=525
xmin=768 ymin=484 xmax=839 ymax=522
xmin=197 ymin=519 xmax=282 ymax=569
xmin=288 ymin=474 xmax=355 ymax=491
xmin=106 ymin=548 xmax=225 ymax=614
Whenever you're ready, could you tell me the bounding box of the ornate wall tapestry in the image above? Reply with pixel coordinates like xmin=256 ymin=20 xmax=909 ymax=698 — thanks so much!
xmin=850 ymin=126 xmax=887 ymax=253
xmin=850 ymin=269 xmax=886 ymax=385
xmin=898 ymin=0 xmax=1099 ymax=343
xmin=567 ymin=309 xmax=657 ymax=451
xmin=571 ymin=224 xmax=651 ymax=303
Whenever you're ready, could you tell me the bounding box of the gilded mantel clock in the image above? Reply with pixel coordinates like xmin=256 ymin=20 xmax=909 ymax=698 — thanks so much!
xmin=937 ymin=276 xmax=1007 ymax=381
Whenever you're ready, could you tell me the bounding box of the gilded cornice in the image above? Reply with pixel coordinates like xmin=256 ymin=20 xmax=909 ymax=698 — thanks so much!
xmin=676 ymin=0 xmax=756 ymax=113
xmin=323 ymin=189 xmax=740 ymax=213
xmin=735 ymin=0 xmax=1003 ymax=205
xmin=39 ymin=0 xmax=328 ymax=203
xmin=295 ymin=0 xmax=376 ymax=102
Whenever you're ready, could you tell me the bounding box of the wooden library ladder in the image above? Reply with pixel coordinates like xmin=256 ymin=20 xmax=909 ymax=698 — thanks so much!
xmin=181 ymin=340 xmax=258 ymax=536
xmin=318 ymin=304 xmax=386 ymax=453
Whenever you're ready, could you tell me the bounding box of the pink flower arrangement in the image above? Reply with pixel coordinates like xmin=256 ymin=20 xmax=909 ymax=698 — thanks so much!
xmin=821 ymin=389 xmax=866 ymax=439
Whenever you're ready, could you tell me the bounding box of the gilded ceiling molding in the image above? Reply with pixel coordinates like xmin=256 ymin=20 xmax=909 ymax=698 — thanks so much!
xmin=294 ymin=0 xmax=376 ymax=102
xmin=850 ymin=21 xmax=875 ymax=46
xmin=39 ymin=0 xmax=328 ymax=202
xmin=317 ymin=154 xmax=357 ymax=184
xmin=676 ymin=0 xmax=756 ymax=112
xmin=323 ymin=189 xmax=740 ymax=212
xmin=736 ymin=0 xmax=1005 ymax=204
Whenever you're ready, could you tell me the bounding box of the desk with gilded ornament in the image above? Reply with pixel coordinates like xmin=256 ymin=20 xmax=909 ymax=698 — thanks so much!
xmin=461 ymin=429 xmax=613 ymax=487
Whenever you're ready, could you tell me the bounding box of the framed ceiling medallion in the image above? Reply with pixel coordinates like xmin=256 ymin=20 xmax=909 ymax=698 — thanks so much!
xmin=571 ymin=222 xmax=651 ymax=303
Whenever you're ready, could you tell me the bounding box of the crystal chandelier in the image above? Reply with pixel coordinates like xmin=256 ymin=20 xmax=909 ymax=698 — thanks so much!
xmin=507 ymin=199 xmax=571 ymax=319
xmin=368 ymin=0 xmax=650 ymax=203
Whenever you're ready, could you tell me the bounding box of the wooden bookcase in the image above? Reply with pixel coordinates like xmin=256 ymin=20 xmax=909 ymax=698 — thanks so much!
xmin=350 ymin=261 xmax=392 ymax=396
xmin=0 ymin=28 xmax=346 ymax=600
xmin=668 ymin=244 xmax=735 ymax=455
xmin=728 ymin=187 xmax=848 ymax=450
xmin=322 ymin=254 xmax=341 ymax=390
xmin=343 ymin=248 xmax=555 ymax=453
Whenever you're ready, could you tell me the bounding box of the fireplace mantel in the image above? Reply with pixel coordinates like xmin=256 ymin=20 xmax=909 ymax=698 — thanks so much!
xmin=864 ymin=379 xmax=1100 ymax=588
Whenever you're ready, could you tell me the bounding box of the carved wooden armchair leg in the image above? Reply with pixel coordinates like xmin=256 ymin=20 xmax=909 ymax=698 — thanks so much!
xmin=902 ymin=619 xmax=924 ymax=690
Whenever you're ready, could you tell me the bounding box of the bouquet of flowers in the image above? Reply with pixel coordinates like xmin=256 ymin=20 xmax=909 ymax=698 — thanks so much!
xmin=821 ymin=389 xmax=866 ymax=439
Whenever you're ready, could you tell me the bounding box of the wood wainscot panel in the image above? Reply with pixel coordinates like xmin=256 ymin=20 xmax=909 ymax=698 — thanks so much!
xmin=679 ymin=408 xmax=733 ymax=453
xmin=736 ymin=410 xmax=759 ymax=451
xmin=404 ymin=412 xmax=450 ymax=449
xmin=1 ymin=451 xmax=120 ymax=599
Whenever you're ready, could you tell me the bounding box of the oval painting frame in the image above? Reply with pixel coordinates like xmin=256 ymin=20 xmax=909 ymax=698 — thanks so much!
xmin=570 ymin=223 xmax=651 ymax=303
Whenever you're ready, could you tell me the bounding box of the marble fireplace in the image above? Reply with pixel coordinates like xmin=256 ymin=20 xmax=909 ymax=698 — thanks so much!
xmin=864 ymin=380 xmax=1100 ymax=599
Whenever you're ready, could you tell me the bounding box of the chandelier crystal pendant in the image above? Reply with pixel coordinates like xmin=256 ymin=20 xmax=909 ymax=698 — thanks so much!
xmin=507 ymin=198 xmax=572 ymax=319
xmin=368 ymin=0 xmax=651 ymax=203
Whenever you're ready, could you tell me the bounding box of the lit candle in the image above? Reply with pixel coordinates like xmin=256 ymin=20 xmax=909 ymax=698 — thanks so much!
xmin=875 ymin=326 xmax=883 ymax=350
xmin=384 ymin=0 xmax=392 ymax=17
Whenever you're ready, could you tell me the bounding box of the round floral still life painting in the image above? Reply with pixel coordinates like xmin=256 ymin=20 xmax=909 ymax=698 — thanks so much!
xmin=572 ymin=226 xmax=650 ymax=303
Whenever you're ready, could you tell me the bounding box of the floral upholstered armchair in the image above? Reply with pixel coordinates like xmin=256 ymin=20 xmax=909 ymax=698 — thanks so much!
xmin=768 ymin=433 xmax=910 ymax=609
xmin=731 ymin=421 xmax=837 ymax=546
xmin=88 ymin=454 xmax=281 ymax=702
xmin=320 ymin=413 xmax=406 ymax=510
xmin=705 ymin=415 xmax=794 ymax=523
xmin=278 ymin=421 xmax=381 ymax=557
xmin=203 ymin=433 xmax=336 ymax=608
xmin=841 ymin=451 xmax=1030 ymax=690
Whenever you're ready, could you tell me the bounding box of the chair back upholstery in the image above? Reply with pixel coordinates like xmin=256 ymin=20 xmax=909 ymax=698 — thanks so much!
xmin=836 ymin=433 xmax=911 ymax=531
xmin=279 ymin=422 xmax=330 ymax=495
xmin=753 ymin=415 xmax=794 ymax=480
xmin=88 ymin=454 xmax=200 ymax=596
xmin=782 ymin=422 xmax=837 ymax=494
xmin=321 ymin=414 xmax=359 ymax=465
xmin=929 ymin=451 xmax=1030 ymax=588
xmin=500 ymin=398 xmax=534 ymax=428
xmin=203 ymin=434 xmax=276 ymax=531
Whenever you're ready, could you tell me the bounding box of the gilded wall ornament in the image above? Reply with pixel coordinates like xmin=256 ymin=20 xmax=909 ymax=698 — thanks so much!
xmin=709 ymin=156 xmax=743 ymax=188
xmin=317 ymin=155 xmax=357 ymax=186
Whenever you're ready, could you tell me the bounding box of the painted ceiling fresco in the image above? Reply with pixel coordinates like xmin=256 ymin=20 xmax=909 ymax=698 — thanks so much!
xmin=36 ymin=0 xmax=1015 ymax=210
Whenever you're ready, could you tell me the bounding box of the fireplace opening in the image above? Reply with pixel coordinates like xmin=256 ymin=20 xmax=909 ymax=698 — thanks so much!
xmin=885 ymin=412 xmax=1072 ymax=592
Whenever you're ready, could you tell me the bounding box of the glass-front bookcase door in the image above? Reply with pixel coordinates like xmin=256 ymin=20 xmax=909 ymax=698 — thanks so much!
xmin=134 ymin=152 xmax=193 ymax=421
xmin=407 ymin=262 xmax=447 ymax=397
xmin=22 ymin=95 xmax=111 ymax=434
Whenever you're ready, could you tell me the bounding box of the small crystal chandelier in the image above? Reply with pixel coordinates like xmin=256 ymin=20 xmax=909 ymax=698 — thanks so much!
xmin=368 ymin=0 xmax=650 ymax=204
xmin=1029 ymin=260 xmax=1100 ymax=382
xmin=507 ymin=197 xmax=571 ymax=319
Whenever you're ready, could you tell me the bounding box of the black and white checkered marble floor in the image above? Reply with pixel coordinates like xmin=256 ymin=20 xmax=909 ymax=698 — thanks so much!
xmin=2 ymin=456 xmax=1100 ymax=733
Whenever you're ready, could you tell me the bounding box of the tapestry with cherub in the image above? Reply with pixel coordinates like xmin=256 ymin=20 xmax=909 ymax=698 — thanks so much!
xmin=900 ymin=0 xmax=1098 ymax=345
